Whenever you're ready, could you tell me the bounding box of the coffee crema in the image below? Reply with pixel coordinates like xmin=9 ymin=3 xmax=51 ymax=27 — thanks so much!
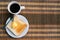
xmin=10 ymin=3 xmax=20 ymax=13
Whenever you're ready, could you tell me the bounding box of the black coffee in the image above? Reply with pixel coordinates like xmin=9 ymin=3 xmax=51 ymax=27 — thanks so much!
xmin=10 ymin=3 xmax=20 ymax=13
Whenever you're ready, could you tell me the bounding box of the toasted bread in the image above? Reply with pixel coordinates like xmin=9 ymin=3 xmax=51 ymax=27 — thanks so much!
xmin=7 ymin=15 xmax=27 ymax=36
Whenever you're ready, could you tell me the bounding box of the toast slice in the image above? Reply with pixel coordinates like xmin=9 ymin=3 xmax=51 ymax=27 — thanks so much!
xmin=7 ymin=15 xmax=27 ymax=36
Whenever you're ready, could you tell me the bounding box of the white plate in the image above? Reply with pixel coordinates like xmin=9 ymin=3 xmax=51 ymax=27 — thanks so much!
xmin=5 ymin=15 xmax=29 ymax=38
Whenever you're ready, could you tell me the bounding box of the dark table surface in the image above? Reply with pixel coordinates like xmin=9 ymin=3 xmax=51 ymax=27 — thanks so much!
xmin=0 ymin=0 xmax=60 ymax=40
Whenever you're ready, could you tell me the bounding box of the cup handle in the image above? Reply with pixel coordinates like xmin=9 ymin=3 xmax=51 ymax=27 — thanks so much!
xmin=21 ymin=6 xmax=25 ymax=10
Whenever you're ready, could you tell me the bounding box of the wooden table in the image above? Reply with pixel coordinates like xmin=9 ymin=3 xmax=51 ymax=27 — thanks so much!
xmin=0 ymin=0 xmax=60 ymax=40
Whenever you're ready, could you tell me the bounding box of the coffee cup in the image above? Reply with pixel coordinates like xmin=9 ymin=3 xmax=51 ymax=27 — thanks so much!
xmin=7 ymin=1 xmax=25 ymax=14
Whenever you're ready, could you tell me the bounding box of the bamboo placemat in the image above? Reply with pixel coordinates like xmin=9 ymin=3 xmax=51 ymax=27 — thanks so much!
xmin=0 ymin=0 xmax=60 ymax=40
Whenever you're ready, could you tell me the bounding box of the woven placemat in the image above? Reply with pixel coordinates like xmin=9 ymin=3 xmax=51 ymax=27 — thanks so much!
xmin=0 ymin=0 xmax=60 ymax=40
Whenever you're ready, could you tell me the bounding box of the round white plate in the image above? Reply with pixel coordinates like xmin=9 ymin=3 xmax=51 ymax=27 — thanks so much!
xmin=5 ymin=15 xmax=29 ymax=38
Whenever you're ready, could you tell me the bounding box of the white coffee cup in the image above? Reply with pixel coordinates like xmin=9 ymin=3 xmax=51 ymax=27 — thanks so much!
xmin=7 ymin=1 xmax=25 ymax=14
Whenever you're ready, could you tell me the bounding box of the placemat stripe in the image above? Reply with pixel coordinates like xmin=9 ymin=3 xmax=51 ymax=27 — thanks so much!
xmin=0 ymin=0 xmax=60 ymax=3
xmin=0 ymin=38 xmax=59 ymax=40
xmin=0 ymin=34 xmax=60 ymax=38
xmin=1 ymin=11 xmax=60 ymax=14
xmin=0 ymin=2 xmax=60 ymax=6
xmin=1 ymin=24 xmax=60 ymax=29
xmin=0 ymin=7 xmax=60 ymax=11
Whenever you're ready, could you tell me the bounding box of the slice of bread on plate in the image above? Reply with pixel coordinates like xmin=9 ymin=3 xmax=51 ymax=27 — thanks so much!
xmin=6 ymin=15 xmax=27 ymax=36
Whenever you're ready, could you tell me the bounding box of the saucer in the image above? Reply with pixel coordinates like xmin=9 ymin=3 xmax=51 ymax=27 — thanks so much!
xmin=5 ymin=15 xmax=29 ymax=38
